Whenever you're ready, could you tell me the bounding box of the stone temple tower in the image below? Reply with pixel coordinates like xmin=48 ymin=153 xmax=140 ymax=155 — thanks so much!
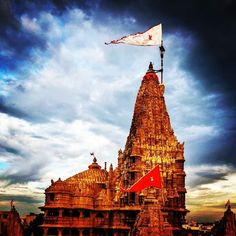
xmin=40 ymin=62 xmax=188 ymax=236
xmin=115 ymin=62 xmax=188 ymax=233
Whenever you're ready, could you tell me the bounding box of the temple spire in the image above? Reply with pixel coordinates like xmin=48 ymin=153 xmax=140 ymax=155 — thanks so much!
xmin=117 ymin=62 xmax=187 ymax=231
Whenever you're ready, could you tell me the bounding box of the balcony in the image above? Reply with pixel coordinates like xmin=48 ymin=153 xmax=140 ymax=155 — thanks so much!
xmin=43 ymin=216 xmax=125 ymax=228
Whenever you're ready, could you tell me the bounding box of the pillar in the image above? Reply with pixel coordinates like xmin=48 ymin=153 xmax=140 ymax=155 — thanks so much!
xmin=59 ymin=209 xmax=63 ymax=217
xmin=45 ymin=209 xmax=48 ymax=217
xmin=58 ymin=228 xmax=62 ymax=236
xmin=43 ymin=228 xmax=48 ymax=236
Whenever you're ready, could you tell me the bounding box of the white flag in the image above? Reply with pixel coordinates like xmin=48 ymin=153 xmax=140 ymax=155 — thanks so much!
xmin=105 ymin=24 xmax=162 ymax=46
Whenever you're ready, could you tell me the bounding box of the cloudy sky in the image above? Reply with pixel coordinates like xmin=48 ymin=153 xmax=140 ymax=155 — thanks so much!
xmin=0 ymin=0 xmax=235 ymax=222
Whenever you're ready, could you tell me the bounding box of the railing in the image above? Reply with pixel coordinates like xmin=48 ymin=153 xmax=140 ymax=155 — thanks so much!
xmin=44 ymin=216 xmax=113 ymax=227
xmin=44 ymin=216 xmax=58 ymax=224
xmin=43 ymin=216 xmax=134 ymax=228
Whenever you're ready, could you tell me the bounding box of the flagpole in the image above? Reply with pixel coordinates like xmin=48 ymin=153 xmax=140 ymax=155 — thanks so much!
xmin=159 ymin=40 xmax=165 ymax=84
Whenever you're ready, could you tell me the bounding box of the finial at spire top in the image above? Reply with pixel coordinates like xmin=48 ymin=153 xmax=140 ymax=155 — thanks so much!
xmin=143 ymin=62 xmax=159 ymax=81
xmin=225 ymin=199 xmax=231 ymax=209
xmin=147 ymin=62 xmax=155 ymax=74
xmin=88 ymin=152 xmax=101 ymax=169
xmin=149 ymin=62 xmax=153 ymax=70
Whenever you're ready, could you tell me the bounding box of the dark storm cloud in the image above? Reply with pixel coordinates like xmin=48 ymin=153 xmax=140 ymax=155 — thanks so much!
xmin=0 ymin=194 xmax=41 ymax=204
xmin=197 ymin=172 xmax=228 ymax=181
xmin=0 ymin=0 xmax=46 ymax=72
xmin=31 ymin=0 xmax=236 ymax=166
xmin=0 ymin=96 xmax=50 ymax=123
xmin=0 ymin=170 xmax=41 ymax=185
xmin=50 ymin=0 xmax=92 ymax=12
xmin=0 ymin=0 xmax=235 ymax=167
xmin=0 ymin=98 xmax=28 ymax=119
xmin=98 ymin=0 xmax=236 ymax=102
xmin=0 ymin=0 xmax=19 ymax=29
xmin=93 ymin=0 xmax=236 ymax=167
xmin=203 ymin=133 xmax=236 ymax=166
xmin=189 ymin=170 xmax=229 ymax=188
xmin=0 ymin=156 xmax=45 ymax=185
xmin=188 ymin=126 xmax=236 ymax=167
xmin=1 ymin=0 xmax=235 ymax=97
xmin=0 ymin=0 xmax=97 ymax=74
xmin=0 ymin=143 xmax=21 ymax=155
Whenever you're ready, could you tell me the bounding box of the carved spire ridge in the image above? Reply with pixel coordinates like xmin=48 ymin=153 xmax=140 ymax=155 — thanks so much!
xmin=104 ymin=162 xmax=107 ymax=171
xmin=109 ymin=163 xmax=113 ymax=172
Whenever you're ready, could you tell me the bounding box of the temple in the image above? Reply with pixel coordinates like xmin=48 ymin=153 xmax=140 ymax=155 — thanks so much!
xmin=212 ymin=204 xmax=236 ymax=236
xmin=40 ymin=63 xmax=188 ymax=236
xmin=0 ymin=206 xmax=24 ymax=236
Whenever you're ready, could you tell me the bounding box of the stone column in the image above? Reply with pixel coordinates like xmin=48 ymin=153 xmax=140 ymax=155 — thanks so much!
xmin=69 ymin=209 xmax=72 ymax=217
xmin=43 ymin=227 xmax=48 ymax=236
xmin=44 ymin=209 xmax=48 ymax=217
xmin=59 ymin=209 xmax=63 ymax=217
xmin=58 ymin=228 xmax=62 ymax=236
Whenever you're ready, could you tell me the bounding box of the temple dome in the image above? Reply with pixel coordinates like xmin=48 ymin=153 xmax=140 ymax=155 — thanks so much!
xmin=65 ymin=158 xmax=107 ymax=185
xmin=45 ymin=158 xmax=108 ymax=203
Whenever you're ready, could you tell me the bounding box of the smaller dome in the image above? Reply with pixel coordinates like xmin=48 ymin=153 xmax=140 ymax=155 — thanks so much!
xmin=88 ymin=157 xmax=101 ymax=170
xmin=65 ymin=158 xmax=108 ymax=185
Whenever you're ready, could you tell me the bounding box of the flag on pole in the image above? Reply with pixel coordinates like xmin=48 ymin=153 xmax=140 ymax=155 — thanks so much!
xmin=121 ymin=165 xmax=162 ymax=192
xmin=225 ymin=199 xmax=231 ymax=208
xmin=105 ymin=24 xmax=162 ymax=46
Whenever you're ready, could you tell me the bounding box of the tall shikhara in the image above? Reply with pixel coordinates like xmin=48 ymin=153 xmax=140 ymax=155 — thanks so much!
xmin=115 ymin=62 xmax=187 ymax=229
xmin=40 ymin=62 xmax=188 ymax=236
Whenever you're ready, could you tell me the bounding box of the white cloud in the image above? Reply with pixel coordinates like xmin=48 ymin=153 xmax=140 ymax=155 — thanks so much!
xmin=21 ymin=15 xmax=41 ymax=33
xmin=0 ymin=113 xmax=124 ymax=183
xmin=182 ymin=125 xmax=218 ymax=141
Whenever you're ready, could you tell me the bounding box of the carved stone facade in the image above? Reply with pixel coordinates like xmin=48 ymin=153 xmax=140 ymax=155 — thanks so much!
xmin=40 ymin=63 xmax=188 ymax=235
xmin=131 ymin=189 xmax=173 ymax=236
